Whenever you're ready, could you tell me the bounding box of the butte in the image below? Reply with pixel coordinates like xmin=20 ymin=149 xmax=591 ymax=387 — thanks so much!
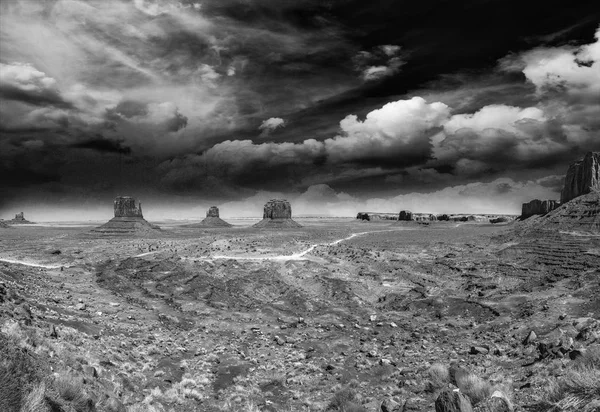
xmin=91 ymin=196 xmax=161 ymax=235
xmin=253 ymin=199 xmax=302 ymax=228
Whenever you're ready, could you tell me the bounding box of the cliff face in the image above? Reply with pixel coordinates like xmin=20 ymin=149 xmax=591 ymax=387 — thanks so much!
xmin=561 ymin=152 xmax=600 ymax=204
xmin=521 ymin=199 xmax=560 ymax=219
xmin=114 ymin=197 xmax=143 ymax=218
xmin=263 ymin=199 xmax=292 ymax=219
xmin=206 ymin=206 xmax=220 ymax=218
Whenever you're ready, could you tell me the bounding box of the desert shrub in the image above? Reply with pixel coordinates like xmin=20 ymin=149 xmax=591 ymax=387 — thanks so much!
xmin=53 ymin=373 xmax=95 ymax=411
xmin=572 ymin=345 xmax=600 ymax=370
xmin=0 ymin=332 xmax=41 ymax=412
xmin=543 ymin=368 xmax=600 ymax=411
xmin=326 ymin=387 xmax=367 ymax=412
xmin=20 ymin=382 xmax=49 ymax=412
xmin=456 ymin=372 xmax=492 ymax=405
xmin=427 ymin=363 xmax=450 ymax=392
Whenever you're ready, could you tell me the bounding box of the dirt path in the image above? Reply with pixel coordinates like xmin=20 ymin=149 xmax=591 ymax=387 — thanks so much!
xmin=0 ymin=258 xmax=66 ymax=269
xmin=208 ymin=228 xmax=413 ymax=261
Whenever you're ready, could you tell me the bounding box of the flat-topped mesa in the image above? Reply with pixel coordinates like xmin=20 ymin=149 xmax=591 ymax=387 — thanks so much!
xmin=206 ymin=206 xmax=220 ymax=218
xmin=561 ymin=152 xmax=600 ymax=204
xmin=521 ymin=199 xmax=560 ymax=219
xmin=398 ymin=210 xmax=413 ymax=221
xmin=114 ymin=196 xmax=143 ymax=218
xmin=14 ymin=212 xmax=25 ymax=221
xmin=254 ymin=199 xmax=302 ymax=228
xmin=199 ymin=206 xmax=232 ymax=227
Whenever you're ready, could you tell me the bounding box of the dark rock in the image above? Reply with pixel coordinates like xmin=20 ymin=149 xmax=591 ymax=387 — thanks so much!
xmin=357 ymin=212 xmax=370 ymax=221
xmin=521 ymin=199 xmax=560 ymax=219
xmin=380 ymin=397 xmax=403 ymax=412
xmin=469 ymin=346 xmax=489 ymax=355
xmin=561 ymin=151 xmax=600 ymax=204
xmin=399 ymin=210 xmax=413 ymax=221
xmin=435 ymin=389 xmax=473 ymax=412
xmin=114 ymin=196 xmax=143 ymax=218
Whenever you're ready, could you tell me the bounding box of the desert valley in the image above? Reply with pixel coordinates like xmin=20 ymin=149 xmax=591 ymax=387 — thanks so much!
xmin=0 ymin=153 xmax=599 ymax=412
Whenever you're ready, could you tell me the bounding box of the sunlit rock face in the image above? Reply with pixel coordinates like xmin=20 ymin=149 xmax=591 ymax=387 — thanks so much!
xmin=521 ymin=199 xmax=560 ymax=219
xmin=114 ymin=197 xmax=143 ymax=218
xmin=254 ymin=199 xmax=301 ymax=228
xmin=561 ymin=152 xmax=600 ymax=204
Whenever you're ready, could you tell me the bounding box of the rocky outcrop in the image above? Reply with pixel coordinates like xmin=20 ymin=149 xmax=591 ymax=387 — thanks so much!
xmin=414 ymin=213 xmax=436 ymax=222
xmin=0 ymin=220 xmax=9 ymax=228
xmin=437 ymin=214 xmax=450 ymax=221
xmin=435 ymin=389 xmax=473 ymax=412
xmin=199 ymin=206 xmax=232 ymax=227
xmin=206 ymin=206 xmax=220 ymax=218
xmin=531 ymin=191 xmax=600 ymax=232
xmin=114 ymin=196 xmax=143 ymax=218
xmin=398 ymin=210 xmax=413 ymax=221
xmin=521 ymin=199 xmax=560 ymax=219
xmin=561 ymin=152 xmax=600 ymax=204
xmin=7 ymin=212 xmax=33 ymax=224
xmin=92 ymin=196 xmax=160 ymax=235
xmin=254 ymin=199 xmax=301 ymax=228
xmin=357 ymin=212 xmax=397 ymax=221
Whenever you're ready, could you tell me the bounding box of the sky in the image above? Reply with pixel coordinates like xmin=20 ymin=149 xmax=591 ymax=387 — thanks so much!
xmin=1 ymin=0 xmax=599 ymax=220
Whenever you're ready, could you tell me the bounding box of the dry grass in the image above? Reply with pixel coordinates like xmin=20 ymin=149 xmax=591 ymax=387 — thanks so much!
xmin=427 ymin=363 xmax=451 ymax=393
xmin=325 ymin=386 xmax=367 ymax=412
xmin=456 ymin=372 xmax=492 ymax=405
xmin=20 ymin=382 xmax=49 ymax=412
xmin=540 ymin=345 xmax=600 ymax=412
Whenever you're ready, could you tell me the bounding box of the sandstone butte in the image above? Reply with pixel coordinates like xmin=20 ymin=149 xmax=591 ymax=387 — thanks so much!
xmin=253 ymin=199 xmax=302 ymax=228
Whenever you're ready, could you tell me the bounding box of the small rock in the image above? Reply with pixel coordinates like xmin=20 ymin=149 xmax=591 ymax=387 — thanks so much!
xmin=470 ymin=346 xmax=489 ymax=355
xmin=380 ymin=397 xmax=402 ymax=412
xmin=390 ymin=322 xmax=398 ymax=328
xmin=274 ymin=336 xmax=285 ymax=346
xmin=523 ymin=331 xmax=537 ymax=345
xmin=76 ymin=303 xmax=86 ymax=311
xmin=369 ymin=315 xmax=377 ymax=322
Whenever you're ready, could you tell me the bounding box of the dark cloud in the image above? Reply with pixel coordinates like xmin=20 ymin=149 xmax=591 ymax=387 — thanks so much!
xmin=71 ymin=138 xmax=132 ymax=154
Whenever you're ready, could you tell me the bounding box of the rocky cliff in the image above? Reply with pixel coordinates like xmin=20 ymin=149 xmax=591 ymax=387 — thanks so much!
xmin=114 ymin=196 xmax=143 ymax=218
xmin=561 ymin=152 xmax=600 ymax=204
xmin=521 ymin=199 xmax=560 ymax=219
xmin=254 ymin=199 xmax=301 ymax=228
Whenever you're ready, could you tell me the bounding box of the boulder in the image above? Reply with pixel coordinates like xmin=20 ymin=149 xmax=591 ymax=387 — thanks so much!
xmin=399 ymin=210 xmax=413 ymax=221
xmin=435 ymin=389 xmax=473 ymax=412
xmin=561 ymin=152 xmax=600 ymax=204
xmin=521 ymin=199 xmax=560 ymax=219
xmin=253 ymin=199 xmax=301 ymax=228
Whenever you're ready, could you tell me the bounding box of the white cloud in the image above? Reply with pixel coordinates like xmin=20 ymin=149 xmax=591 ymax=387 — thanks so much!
xmin=258 ymin=117 xmax=286 ymax=136
xmin=501 ymin=26 xmax=600 ymax=99
xmin=0 ymin=62 xmax=58 ymax=92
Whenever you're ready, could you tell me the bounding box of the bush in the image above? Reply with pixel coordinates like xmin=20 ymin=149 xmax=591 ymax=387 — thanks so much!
xmin=456 ymin=372 xmax=492 ymax=405
xmin=326 ymin=387 xmax=367 ymax=412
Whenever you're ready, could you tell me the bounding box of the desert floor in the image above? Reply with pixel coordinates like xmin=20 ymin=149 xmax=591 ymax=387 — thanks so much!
xmin=1 ymin=219 xmax=599 ymax=411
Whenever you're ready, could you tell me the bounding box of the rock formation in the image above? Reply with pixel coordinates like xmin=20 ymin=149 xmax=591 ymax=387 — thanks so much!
xmin=356 ymin=212 xmax=397 ymax=221
xmin=92 ymin=196 xmax=160 ymax=235
xmin=413 ymin=213 xmax=437 ymax=222
xmin=521 ymin=199 xmax=560 ymax=219
xmin=561 ymin=152 xmax=600 ymax=204
xmin=0 ymin=220 xmax=9 ymax=228
xmin=114 ymin=196 xmax=143 ymax=218
xmin=398 ymin=210 xmax=413 ymax=221
xmin=253 ymin=199 xmax=301 ymax=228
xmin=199 ymin=206 xmax=232 ymax=227
xmin=530 ymin=191 xmax=600 ymax=232
xmin=8 ymin=212 xmax=33 ymax=224
xmin=434 ymin=389 xmax=473 ymax=412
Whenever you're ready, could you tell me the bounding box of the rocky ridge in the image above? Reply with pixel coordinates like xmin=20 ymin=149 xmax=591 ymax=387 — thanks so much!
xmin=521 ymin=200 xmax=560 ymax=219
xmin=561 ymin=151 xmax=600 ymax=204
